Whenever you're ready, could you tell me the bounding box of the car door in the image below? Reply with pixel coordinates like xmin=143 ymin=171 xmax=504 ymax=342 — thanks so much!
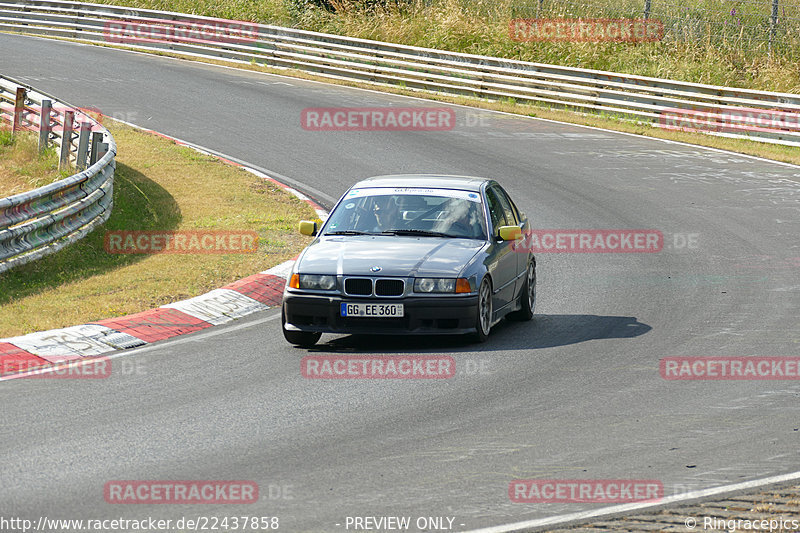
xmin=493 ymin=184 xmax=527 ymax=299
xmin=484 ymin=186 xmax=518 ymax=313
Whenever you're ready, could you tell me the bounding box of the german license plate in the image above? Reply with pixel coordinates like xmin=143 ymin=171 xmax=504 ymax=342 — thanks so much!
xmin=340 ymin=302 xmax=404 ymax=317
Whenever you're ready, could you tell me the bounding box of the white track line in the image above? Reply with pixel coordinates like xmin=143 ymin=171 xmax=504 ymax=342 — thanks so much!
xmin=0 ymin=312 xmax=281 ymax=382
xmin=464 ymin=470 xmax=800 ymax=532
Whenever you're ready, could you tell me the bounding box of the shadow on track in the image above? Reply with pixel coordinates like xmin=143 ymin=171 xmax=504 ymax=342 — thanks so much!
xmin=304 ymin=314 xmax=651 ymax=354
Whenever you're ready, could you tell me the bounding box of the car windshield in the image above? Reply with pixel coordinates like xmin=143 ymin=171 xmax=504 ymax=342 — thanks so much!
xmin=323 ymin=187 xmax=487 ymax=239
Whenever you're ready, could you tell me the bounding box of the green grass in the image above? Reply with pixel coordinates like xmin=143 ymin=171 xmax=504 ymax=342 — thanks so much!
xmin=82 ymin=0 xmax=800 ymax=92
xmin=0 ymin=132 xmax=66 ymax=197
xmin=0 ymin=122 xmax=316 ymax=337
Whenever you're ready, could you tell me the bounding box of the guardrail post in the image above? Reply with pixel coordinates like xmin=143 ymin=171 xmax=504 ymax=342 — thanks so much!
xmin=38 ymin=99 xmax=53 ymax=152
xmin=12 ymin=87 xmax=27 ymax=135
xmin=643 ymin=0 xmax=652 ymax=19
xmin=59 ymin=110 xmax=75 ymax=170
xmin=76 ymin=122 xmax=91 ymax=171
xmin=89 ymin=131 xmax=103 ymax=165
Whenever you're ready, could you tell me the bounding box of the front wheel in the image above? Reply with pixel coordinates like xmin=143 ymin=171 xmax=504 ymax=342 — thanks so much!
xmin=509 ymin=261 xmax=536 ymax=321
xmin=282 ymin=307 xmax=321 ymax=347
xmin=472 ymin=277 xmax=493 ymax=343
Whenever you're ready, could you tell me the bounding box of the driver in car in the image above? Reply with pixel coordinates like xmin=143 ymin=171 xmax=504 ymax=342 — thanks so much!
xmin=371 ymin=196 xmax=402 ymax=232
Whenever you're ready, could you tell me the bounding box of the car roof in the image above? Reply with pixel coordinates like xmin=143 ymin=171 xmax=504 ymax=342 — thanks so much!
xmin=351 ymin=174 xmax=491 ymax=192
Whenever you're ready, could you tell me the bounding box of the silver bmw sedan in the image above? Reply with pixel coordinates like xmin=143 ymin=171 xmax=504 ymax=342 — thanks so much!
xmin=281 ymin=175 xmax=536 ymax=346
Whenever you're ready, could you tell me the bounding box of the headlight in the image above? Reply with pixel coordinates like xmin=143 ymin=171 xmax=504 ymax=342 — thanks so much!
xmin=296 ymin=274 xmax=336 ymax=290
xmin=414 ymin=278 xmax=456 ymax=293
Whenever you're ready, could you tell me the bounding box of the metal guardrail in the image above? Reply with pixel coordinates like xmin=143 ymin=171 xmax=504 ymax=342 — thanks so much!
xmin=1 ymin=0 xmax=798 ymax=147
xmin=0 ymin=74 xmax=115 ymax=274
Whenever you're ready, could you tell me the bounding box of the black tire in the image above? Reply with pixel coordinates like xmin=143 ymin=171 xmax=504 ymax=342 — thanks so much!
xmin=472 ymin=277 xmax=493 ymax=343
xmin=509 ymin=260 xmax=536 ymax=321
xmin=282 ymin=307 xmax=321 ymax=347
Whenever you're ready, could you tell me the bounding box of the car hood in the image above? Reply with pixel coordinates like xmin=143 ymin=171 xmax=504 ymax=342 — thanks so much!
xmin=297 ymin=236 xmax=485 ymax=277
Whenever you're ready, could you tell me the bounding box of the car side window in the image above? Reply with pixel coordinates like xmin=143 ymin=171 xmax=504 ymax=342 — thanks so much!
xmin=485 ymin=188 xmax=507 ymax=234
xmin=492 ymin=186 xmax=518 ymax=226
xmin=497 ymin=186 xmax=522 ymax=224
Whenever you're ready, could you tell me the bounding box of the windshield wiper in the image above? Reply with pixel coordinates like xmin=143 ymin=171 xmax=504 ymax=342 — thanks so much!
xmin=380 ymin=229 xmax=457 ymax=238
xmin=326 ymin=230 xmax=373 ymax=236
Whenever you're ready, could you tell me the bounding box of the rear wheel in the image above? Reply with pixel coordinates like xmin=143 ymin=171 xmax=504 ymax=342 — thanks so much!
xmin=472 ymin=277 xmax=493 ymax=343
xmin=282 ymin=307 xmax=321 ymax=347
xmin=509 ymin=261 xmax=536 ymax=321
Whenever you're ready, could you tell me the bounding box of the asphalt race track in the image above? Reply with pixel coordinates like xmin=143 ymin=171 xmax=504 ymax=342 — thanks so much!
xmin=1 ymin=32 xmax=799 ymax=532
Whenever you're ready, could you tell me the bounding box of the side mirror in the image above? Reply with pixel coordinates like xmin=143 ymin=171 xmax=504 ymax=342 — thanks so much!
xmin=298 ymin=220 xmax=318 ymax=236
xmin=497 ymin=225 xmax=521 ymax=242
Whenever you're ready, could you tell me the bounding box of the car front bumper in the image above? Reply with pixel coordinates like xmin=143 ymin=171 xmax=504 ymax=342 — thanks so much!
xmin=282 ymin=292 xmax=479 ymax=335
